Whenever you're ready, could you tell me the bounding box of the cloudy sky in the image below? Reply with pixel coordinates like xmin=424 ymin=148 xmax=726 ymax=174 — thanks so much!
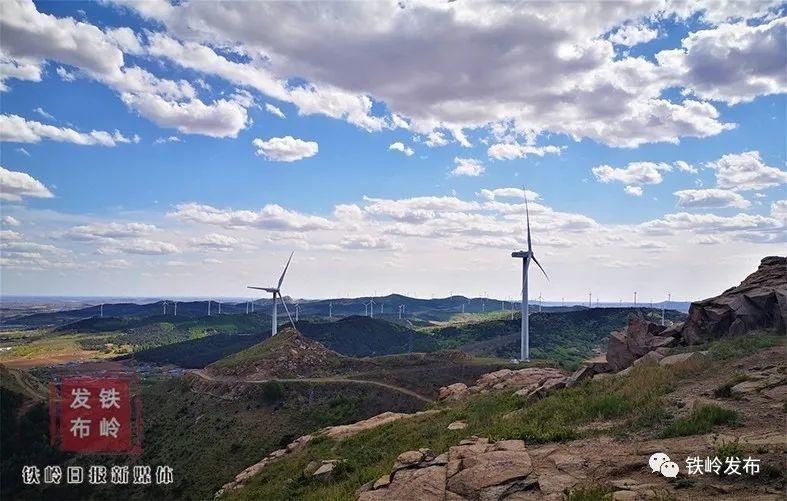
xmin=1 ymin=0 xmax=785 ymax=302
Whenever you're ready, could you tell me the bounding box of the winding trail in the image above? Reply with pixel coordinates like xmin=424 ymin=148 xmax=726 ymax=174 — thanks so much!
xmin=187 ymin=369 xmax=435 ymax=404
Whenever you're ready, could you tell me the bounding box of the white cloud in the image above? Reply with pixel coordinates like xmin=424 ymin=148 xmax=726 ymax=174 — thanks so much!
xmin=339 ymin=235 xmax=402 ymax=251
xmin=0 ymin=50 xmax=42 ymax=91
xmin=487 ymin=143 xmax=563 ymax=161
xmin=33 ymin=107 xmax=54 ymax=120
xmin=363 ymin=195 xmax=480 ymax=223
xmin=478 ymin=188 xmax=539 ymax=201
xmin=771 ymin=200 xmax=787 ymax=219
xmin=451 ymin=157 xmax=485 ymax=177
xmin=252 ymin=136 xmax=318 ymax=162
xmin=424 ymin=131 xmax=449 ymax=147
xmin=388 ymin=141 xmax=414 ymax=156
xmin=154 ymin=136 xmax=180 ymax=144
xmin=107 ymin=239 xmax=180 ymax=256
xmin=265 ymin=103 xmax=286 ymax=118
xmin=624 ymin=185 xmax=644 ymax=197
xmin=0 ymin=165 xmax=53 ymax=201
xmin=673 ymin=160 xmax=698 ymax=173
xmin=64 ymin=222 xmax=157 ymax=241
xmin=706 ymin=151 xmax=787 ymax=191
xmin=104 ymin=26 xmax=144 ymax=55
xmin=609 ymin=23 xmax=658 ymax=47
xmin=673 ymin=188 xmax=751 ymax=209
xmin=592 ymin=161 xmax=672 ymax=186
xmin=639 ymin=211 xmax=781 ymax=236
xmin=0 ymin=114 xmax=136 ymax=146
xmin=2 ymin=215 xmax=21 ymax=226
xmin=657 ymin=18 xmax=787 ymax=104
xmin=190 ymin=233 xmax=244 ymax=251
xmin=120 ymin=92 xmax=249 ymax=138
xmin=56 ymin=66 xmax=75 ymax=81
xmin=170 ymin=203 xmax=333 ymax=231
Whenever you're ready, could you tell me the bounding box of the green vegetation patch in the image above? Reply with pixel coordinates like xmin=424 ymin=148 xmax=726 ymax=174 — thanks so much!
xmin=661 ymin=405 xmax=742 ymax=438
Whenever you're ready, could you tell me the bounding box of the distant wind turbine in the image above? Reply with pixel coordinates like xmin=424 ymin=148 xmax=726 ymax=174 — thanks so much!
xmin=173 ymin=301 xmax=177 ymax=317
xmin=366 ymin=298 xmax=376 ymax=318
xmin=99 ymin=303 xmax=104 ymax=318
xmin=295 ymin=303 xmax=300 ymax=322
xmin=588 ymin=291 xmax=592 ymax=308
xmin=511 ymin=189 xmax=548 ymax=362
xmin=634 ymin=291 xmax=638 ymax=307
xmin=398 ymin=304 xmax=405 ymax=320
xmin=538 ymin=293 xmax=543 ymax=313
xmin=207 ymin=300 xmax=211 ymax=316
xmin=329 ymin=302 xmax=333 ymax=319
xmin=247 ymin=251 xmax=296 ymax=337
xmin=661 ymin=292 xmax=671 ymax=326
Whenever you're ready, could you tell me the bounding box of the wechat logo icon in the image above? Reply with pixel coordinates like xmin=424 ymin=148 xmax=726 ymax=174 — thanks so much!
xmin=649 ymin=452 xmax=679 ymax=478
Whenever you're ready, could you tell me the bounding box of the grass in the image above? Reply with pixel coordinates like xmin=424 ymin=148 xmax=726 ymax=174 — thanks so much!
xmin=661 ymin=405 xmax=742 ymax=438
xmin=226 ymin=363 xmax=688 ymax=500
xmin=715 ymin=438 xmax=745 ymax=459
xmin=697 ymin=334 xmax=783 ymax=361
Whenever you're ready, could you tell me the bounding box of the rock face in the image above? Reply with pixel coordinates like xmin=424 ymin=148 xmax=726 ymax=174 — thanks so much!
xmin=438 ymin=368 xmax=568 ymax=401
xmin=606 ymin=316 xmax=669 ymax=372
xmin=680 ymin=256 xmax=787 ymax=344
xmin=357 ymin=437 xmax=538 ymax=501
xmin=605 ymin=256 xmax=786 ymax=373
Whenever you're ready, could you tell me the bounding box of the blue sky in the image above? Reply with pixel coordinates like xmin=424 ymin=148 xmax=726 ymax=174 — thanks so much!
xmin=1 ymin=0 xmax=785 ymax=302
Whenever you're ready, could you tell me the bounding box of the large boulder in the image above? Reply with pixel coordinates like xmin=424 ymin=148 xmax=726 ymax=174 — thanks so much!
xmin=606 ymin=315 xmax=667 ymax=372
xmin=358 ymin=438 xmax=538 ymax=501
xmin=679 ymin=256 xmax=787 ymax=344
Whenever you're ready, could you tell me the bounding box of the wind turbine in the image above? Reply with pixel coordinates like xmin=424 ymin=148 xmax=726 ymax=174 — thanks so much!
xmin=661 ymin=292 xmax=671 ymax=326
xmin=173 ymin=301 xmax=177 ymax=317
xmin=99 ymin=303 xmax=104 ymax=318
xmin=538 ymin=293 xmax=543 ymax=313
xmin=247 ymin=251 xmax=296 ymax=337
xmin=329 ymin=302 xmax=333 ymax=319
xmin=295 ymin=303 xmax=300 ymax=322
xmin=162 ymin=301 xmax=168 ymax=316
xmin=207 ymin=300 xmax=211 ymax=316
xmin=588 ymin=291 xmax=592 ymax=308
xmin=511 ymin=189 xmax=548 ymax=362
xmin=366 ymin=298 xmax=376 ymax=318
xmin=633 ymin=291 xmax=638 ymax=307
xmin=398 ymin=304 xmax=405 ymax=320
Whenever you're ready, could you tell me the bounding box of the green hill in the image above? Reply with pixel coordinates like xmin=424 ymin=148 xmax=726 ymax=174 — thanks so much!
xmin=429 ymin=307 xmax=687 ymax=368
xmin=295 ymin=316 xmax=439 ymax=356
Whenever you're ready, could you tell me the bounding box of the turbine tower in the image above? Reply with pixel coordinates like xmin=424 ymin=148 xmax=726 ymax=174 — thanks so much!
xmin=173 ymin=301 xmax=177 ymax=317
xmin=247 ymin=251 xmax=296 ymax=337
xmin=329 ymin=302 xmax=333 ymax=319
xmin=366 ymin=298 xmax=376 ymax=318
xmin=99 ymin=303 xmax=104 ymax=318
xmin=511 ymin=189 xmax=548 ymax=362
xmin=295 ymin=303 xmax=300 ymax=322
xmin=661 ymin=292 xmax=671 ymax=326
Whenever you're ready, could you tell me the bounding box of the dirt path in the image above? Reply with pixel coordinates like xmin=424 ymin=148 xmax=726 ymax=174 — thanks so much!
xmin=187 ymin=369 xmax=435 ymax=404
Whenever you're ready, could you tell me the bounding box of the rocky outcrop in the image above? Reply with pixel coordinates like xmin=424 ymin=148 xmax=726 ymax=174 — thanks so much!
xmin=322 ymin=410 xmax=440 ymax=440
xmin=680 ymin=256 xmax=787 ymax=344
xmin=605 ymin=257 xmax=786 ymax=374
xmin=357 ymin=437 xmax=538 ymax=501
xmin=438 ymin=367 xmax=568 ymax=401
xmin=606 ymin=316 xmax=671 ymax=372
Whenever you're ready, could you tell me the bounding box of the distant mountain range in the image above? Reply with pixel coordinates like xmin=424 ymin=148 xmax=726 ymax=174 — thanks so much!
xmin=0 ymin=294 xmax=691 ymax=329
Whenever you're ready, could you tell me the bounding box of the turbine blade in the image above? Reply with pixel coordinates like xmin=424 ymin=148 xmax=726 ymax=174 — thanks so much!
xmin=277 ymin=251 xmax=294 ymax=289
xmin=277 ymin=292 xmax=297 ymax=329
xmin=524 ymin=186 xmax=532 ymax=253
xmin=532 ymin=255 xmax=549 ymax=281
xmin=248 ymin=286 xmax=277 ymax=292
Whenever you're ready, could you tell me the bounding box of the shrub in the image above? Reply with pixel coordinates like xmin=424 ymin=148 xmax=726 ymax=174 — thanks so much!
xmin=661 ymin=405 xmax=741 ymax=438
xmin=261 ymin=380 xmax=285 ymax=403
xmin=715 ymin=438 xmax=745 ymax=459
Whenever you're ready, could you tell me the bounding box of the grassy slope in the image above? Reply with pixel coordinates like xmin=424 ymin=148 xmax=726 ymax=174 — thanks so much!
xmin=0 ymin=371 xmax=427 ymax=500
xmin=225 ymin=334 xmax=782 ymax=501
